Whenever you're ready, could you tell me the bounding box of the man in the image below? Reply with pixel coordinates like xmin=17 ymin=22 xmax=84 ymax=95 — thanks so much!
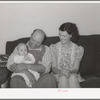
xmin=8 ymin=29 xmax=57 ymax=88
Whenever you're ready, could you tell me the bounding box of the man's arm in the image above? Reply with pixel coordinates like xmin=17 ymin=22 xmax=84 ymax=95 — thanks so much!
xmin=10 ymin=63 xmax=28 ymax=73
xmin=27 ymin=63 xmax=46 ymax=74
xmin=10 ymin=62 xmax=46 ymax=73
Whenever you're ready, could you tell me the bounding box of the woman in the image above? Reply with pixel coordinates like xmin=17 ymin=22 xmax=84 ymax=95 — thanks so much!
xmin=50 ymin=22 xmax=84 ymax=88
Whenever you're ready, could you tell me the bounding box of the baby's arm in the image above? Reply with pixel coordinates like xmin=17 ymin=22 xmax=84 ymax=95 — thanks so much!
xmin=24 ymin=53 xmax=35 ymax=64
xmin=24 ymin=60 xmax=34 ymax=64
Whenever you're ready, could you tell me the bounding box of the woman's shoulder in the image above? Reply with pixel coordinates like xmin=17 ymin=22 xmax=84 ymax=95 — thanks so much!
xmin=72 ymin=43 xmax=84 ymax=59
xmin=72 ymin=42 xmax=84 ymax=52
xmin=49 ymin=42 xmax=60 ymax=53
xmin=50 ymin=42 xmax=60 ymax=48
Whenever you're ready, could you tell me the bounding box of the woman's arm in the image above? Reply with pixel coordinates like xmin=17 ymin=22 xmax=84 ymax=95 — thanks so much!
xmin=50 ymin=45 xmax=63 ymax=74
xmin=51 ymin=51 xmax=62 ymax=74
xmin=71 ymin=60 xmax=80 ymax=74
xmin=71 ymin=46 xmax=84 ymax=74
xmin=52 ymin=67 xmax=62 ymax=74
xmin=52 ymin=67 xmax=71 ymax=78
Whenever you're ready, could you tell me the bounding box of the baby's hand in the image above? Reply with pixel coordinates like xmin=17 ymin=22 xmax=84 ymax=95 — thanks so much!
xmin=25 ymin=56 xmax=31 ymax=61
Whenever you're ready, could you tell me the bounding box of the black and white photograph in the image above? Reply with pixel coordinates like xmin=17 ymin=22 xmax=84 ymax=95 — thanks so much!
xmin=0 ymin=1 xmax=100 ymax=99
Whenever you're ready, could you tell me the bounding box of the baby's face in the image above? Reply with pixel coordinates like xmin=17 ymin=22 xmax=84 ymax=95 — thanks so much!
xmin=18 ymin=45 xmax=27 ymax=56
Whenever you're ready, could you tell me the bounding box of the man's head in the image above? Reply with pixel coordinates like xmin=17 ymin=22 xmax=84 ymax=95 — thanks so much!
xmin=29 ymin=29 xmax=46 ymax=49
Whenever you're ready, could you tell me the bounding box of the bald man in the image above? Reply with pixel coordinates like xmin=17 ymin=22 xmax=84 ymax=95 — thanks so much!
xmin=9 ymin=29 xmax=57 ymax=88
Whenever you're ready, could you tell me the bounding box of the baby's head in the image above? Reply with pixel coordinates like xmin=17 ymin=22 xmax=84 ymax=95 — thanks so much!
xmin=17 ymin=43 xmax=28 ymax=56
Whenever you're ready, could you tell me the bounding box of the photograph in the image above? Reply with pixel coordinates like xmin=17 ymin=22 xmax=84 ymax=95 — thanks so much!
xmin=0 ymin=1 xmax=100 ymax=99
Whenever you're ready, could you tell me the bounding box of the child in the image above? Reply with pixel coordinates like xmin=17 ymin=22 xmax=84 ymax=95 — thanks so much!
xmin=12 ymin=43 xmax=40 ymax=87
xmin=14 ymin=43 xmax=35 ymax=64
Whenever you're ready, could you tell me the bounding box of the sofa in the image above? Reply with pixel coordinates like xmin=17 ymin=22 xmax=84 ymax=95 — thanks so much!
xmin=1 ymin=34 xmax=100 ymax=88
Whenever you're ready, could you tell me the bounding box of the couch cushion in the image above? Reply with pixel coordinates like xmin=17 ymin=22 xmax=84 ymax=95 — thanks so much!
xmin=80 ymin=77 xmax=100 ymax=88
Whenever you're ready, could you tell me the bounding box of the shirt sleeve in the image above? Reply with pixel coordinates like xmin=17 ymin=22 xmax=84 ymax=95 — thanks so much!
xmin=41 ymin=46 xmax=52 ymax=73
xmin=76 ymin=46 xmax=84 ymax=61
xmin=49 ymin=44 xmax=58 ymax=68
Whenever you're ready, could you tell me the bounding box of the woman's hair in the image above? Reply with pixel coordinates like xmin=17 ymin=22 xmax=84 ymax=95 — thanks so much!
xmin=59 ymin=22 xmax=79 ymax=42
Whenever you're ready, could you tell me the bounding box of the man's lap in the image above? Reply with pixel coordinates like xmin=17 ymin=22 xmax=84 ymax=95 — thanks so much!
xmin=10 ymin=73 xmax=57 ymax=88
xmin=35 ymin=73 xmax=57 ymax=88
xmin=10 ymin=75 xmax=28 ymax=88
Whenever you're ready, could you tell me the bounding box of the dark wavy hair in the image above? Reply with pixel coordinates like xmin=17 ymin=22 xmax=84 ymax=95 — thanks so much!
xmin=59 ymin=22 xmax=79 ymax=42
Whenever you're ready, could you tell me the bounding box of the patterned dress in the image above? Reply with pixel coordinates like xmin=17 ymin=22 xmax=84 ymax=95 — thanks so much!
xmin=50 ymin=42 xmax=84 ymax=82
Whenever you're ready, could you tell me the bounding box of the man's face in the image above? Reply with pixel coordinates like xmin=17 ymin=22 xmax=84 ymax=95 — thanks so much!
xmin=29 ymin=30 xmax=45 ymax=49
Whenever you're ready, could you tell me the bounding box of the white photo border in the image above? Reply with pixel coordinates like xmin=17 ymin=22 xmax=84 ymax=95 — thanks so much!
xmin=0 ymin=1 xmax=100 ymax=99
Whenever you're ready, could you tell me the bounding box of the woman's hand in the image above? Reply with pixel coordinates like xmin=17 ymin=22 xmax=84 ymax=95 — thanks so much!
xmin=62 ymin=68 xmax=71 ymax=78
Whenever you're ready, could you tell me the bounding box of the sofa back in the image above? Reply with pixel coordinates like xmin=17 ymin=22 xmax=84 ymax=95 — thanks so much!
xmin=6 ymin=36 xmax=60 ymax=55
xmin=6 ymin=35 xmax=100 ymax=78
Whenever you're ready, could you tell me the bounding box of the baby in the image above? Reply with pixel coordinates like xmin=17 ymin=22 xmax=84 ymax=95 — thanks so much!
xmin=14 ymin=43 xmax=35 ymax=64
xmin=12 ymin=43 xmax=40 ymax=87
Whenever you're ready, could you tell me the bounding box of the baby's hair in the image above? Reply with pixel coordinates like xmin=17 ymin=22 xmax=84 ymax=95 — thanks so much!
xmin=17 ymin=43 xmax=27 ymax=50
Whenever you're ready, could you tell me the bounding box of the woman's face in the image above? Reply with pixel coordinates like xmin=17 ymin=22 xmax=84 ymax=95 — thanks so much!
xmin=59 ymin=30 xmax=72 ymax=44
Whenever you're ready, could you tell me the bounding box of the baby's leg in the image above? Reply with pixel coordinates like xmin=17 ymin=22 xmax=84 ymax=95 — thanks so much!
xmin=58 ymin=75 xmax=69 ymax=88
xmin=22 ymin=70 xmax=36 ymax=86
xmin=28 ymin=69 xmax=40 ymax=81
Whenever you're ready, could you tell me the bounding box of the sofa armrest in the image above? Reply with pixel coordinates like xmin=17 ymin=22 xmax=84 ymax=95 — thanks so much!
xmin=0 ymin=67 xmax=11 ymax=84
